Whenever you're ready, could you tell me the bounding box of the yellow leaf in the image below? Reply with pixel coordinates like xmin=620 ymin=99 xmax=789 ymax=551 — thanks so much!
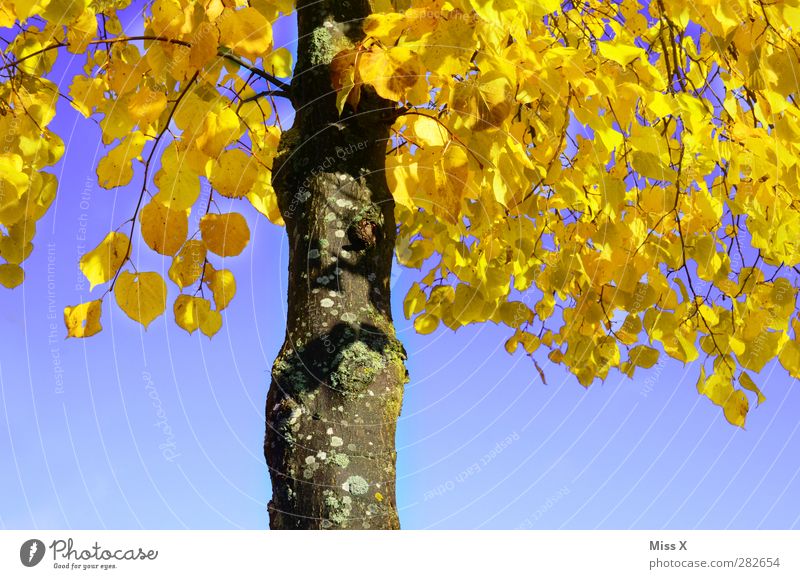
xmin=219 ymin=7 xmax=273 ymax=61
xmin=168 ymin=240 xmax=207 ymax=288
xmin=96 ymin=132 xmax=147 ymax=189
xmin=64 ymin=300 xmax=103 ymax=338
xmin=403 ymin=282 xmax=426 ymax=319
xmin=195 ymin=107 xmax=242 ymax=158
xmin=200 ymin=212 xmax=250 ymax=257
xmin=210 ymin=148 xmax=258 ymax=198
xmin=723 ymin=389 xmax=749 ymax=429
xmin=203 ymin=263 xmax=236 ymax=310
xmin=630 ymin=151 xmax=676 ymax=182
xmin=739 ymin=372 xmax=766 ymax=406
xmin=413 ymin=312 xmax=439 ymax=335
xmin=190 ymin=21 xmax=220 ymax=70
xmin=153 ymin=142 xmax=201 ymax=210
xmin=263 ymin=47 xmax=293 ymax=77
xmin=114 ymin=271 xmax=167 ymax=329
xmin=598 ymin=41 xmax=645 ymax=68
xmin=405 ymin=113 xmax=448 ymax=147
xmin=79 ymin=231 xmax=129 ymax=290
xmin=505 ymin=334 xmax=519 ymax=354
xmin=424 ymin=143 xmax=469 ymax=222
xmin=330 ymin=49 xmax=360 ymax=115
xmin=778 ymin=339 xmax=800 ymax=379
xmin=385 ymin=151 xmax=418 ymax=209
xmin=66 ymin=8 xmax=97 ymax=54
xmin=128 ymin=87 xmax=167 ymax=127
xmin=0 ymin=263 xmax=24 ymax=288
xmin=140 ymin=199 xmax=188 ymax=256
xmin=69 ymin=75 xmax=106 ymax=117
xmin=358 ymin=46 xmax=423 ymax=102
xmin=629 ymin=345 xmax=660 ymax=369
xmin=174 ymin=295 xmax=222 ymax=337
xmin=497 ymin=301 xmax=534 ymax=327
xmin=247 ymin=170 xmax=284 ymax=225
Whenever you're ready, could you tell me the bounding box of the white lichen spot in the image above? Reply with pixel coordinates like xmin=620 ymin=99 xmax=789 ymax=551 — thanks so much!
xmin=326 ymin=428 xmax=334 ymax=435
xmin=331 ymin=309 xmax=339 ymax=316
xmin=288 ymin=407 xmax=303 ymax=425
xmin=308 ymin=249 xmax=320 ymax=259
xmin=342 ymin=475 xmax=369 ymax=495
xmin=320 ymin=298 xmax=335 ymax=308
xmin=328 ymin=290 xmax=338 ymax=297
xmin=305 ymin=456 xmax=316 ymax=465
xmin=317 ymin=451 xmax=327 ymax=460
xmin=335 ymin=230 xmax=345 ymax=238
xmin=330 ymin=436 xmax=344 ymax=447
xmin=335 ymin=198 xmax=351 ymax=207
xmin=341 ymin=312 xmax=357 ymax=323
xmin=340 ymin=249 xmax=351 ymax=259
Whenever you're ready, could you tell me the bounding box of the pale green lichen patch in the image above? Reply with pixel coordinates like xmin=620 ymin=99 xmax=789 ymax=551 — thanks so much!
xmin=329 ymin=340 xmax=386 ymax=397
xmin=272 ymin=351 xmax=311 ymax=392
xmin=309 ymin=26 xmax=336 ymax=67
xmin=342 ymin=475 xmax=369 ymax=495
xmin=327 ymin=451 xmax=350 ymax=468
xmin=323 ymin=490 xmax=352 ymax=526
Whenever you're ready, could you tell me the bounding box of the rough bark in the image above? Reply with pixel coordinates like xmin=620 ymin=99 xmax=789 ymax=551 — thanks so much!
xmin=264 ymin=0 xmax=406 ymax=529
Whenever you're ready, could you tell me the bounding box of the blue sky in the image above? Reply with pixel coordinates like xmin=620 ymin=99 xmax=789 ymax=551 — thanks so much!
xmin=1 ymin=3 xmax=799 ymax=530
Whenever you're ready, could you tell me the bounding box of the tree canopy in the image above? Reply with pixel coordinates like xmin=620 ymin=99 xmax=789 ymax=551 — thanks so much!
xmin=2 ymin=0 xmax=800 ymax=428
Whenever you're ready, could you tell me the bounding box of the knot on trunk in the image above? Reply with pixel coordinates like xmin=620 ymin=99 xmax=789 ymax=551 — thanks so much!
xmin=347 ymin=218 xmax=379 ymax=251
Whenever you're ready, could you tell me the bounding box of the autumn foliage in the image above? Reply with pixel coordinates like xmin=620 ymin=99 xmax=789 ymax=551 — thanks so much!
xmin=2 ymin=0 xmax=800 ymax=428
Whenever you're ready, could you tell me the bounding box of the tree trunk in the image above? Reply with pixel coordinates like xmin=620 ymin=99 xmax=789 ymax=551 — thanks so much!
xmin=264 ymin=0 xmax=406 ymax=529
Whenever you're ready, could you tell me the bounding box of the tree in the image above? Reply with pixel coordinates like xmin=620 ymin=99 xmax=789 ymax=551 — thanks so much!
xmin=1 ymin=0 xmax=799 ymax=529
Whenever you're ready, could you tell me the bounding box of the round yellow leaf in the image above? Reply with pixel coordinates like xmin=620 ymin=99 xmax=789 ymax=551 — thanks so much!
xmin=263 ymin=47 xmax=293 ymax=77
xmin=140 ymin=199 xmax=188 ymax=256
xmin=0 ymin=263 xmax=24 ymax=288
xmin=218 ymin=7 xmax=273 ymax=61
xmin=414 ymin=313 xmax=439 ymax=335
xmin=128 ymin=87 xmax=167 ymax=126
xmin=210 ymin=148 xmax=258 ymax=198
xmin=723 ymin=389 xmax=749 ymax=429
xmin=200 ymin=212 xmax=250 ymax=257
xmin=153 ymin=143 xmax=201 ymax=210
